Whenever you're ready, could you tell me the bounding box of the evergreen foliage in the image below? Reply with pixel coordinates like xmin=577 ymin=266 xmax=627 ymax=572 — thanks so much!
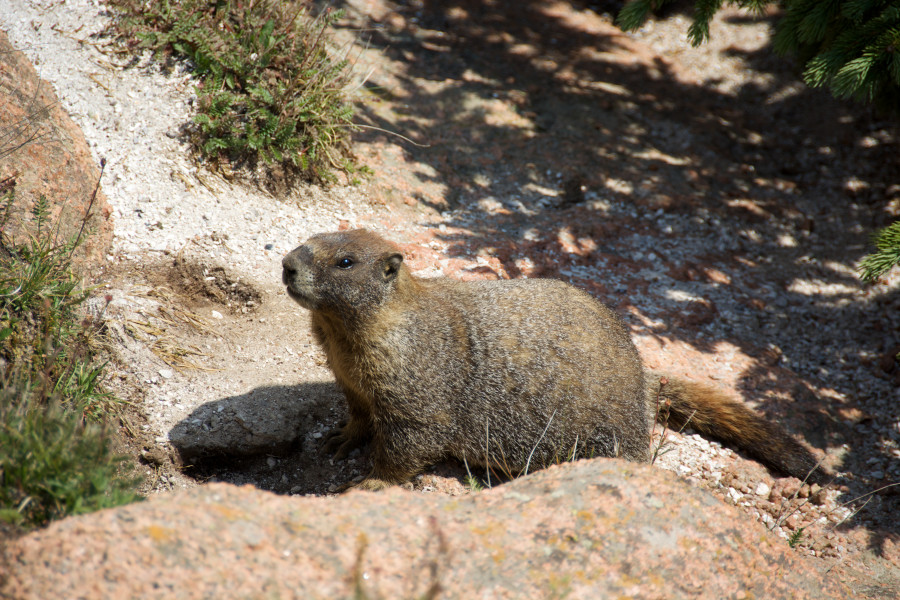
xmin=859 ymin=220 xmax=900 ymax=282
xmin=105 ymin=0 xmax=359 ymax=183
xmin=617 ymin=0 xmax=900 ymax=110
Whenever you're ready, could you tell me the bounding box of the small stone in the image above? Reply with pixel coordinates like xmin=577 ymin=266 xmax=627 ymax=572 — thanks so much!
xmin=211 ymin=310 xmax=224 ymax=319
xmin=755 ymin=482 xmax=770 ymax=497
xmin=154 ymin=436 xmax=168 ymax=444
xmin=871 ymin=470 xmax=885 ymax=480
xmin=140 ymin=447 xmax=167 ymax=466
xmin=267 ymin=457 xmax=277 ymax=468
xmin=158 ymin=368 xmax=173 ymax=379
xmin=265 ymin=243 xmax=274 ymax=250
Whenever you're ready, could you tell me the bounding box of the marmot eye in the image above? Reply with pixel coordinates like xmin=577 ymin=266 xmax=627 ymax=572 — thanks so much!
xmin=336 ymin=257 xmax=354 ymax=269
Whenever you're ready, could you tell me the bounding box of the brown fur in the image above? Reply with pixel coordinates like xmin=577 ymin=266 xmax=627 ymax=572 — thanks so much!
xmin=282 ymin=229 xmax=827 ymax=490
xmin=646 ymin=374 xmax=827 ymax=483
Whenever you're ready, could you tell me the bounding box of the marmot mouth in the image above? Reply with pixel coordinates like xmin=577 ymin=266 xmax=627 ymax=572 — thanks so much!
xmin=285 ymin=285 xmax=316 ymax=310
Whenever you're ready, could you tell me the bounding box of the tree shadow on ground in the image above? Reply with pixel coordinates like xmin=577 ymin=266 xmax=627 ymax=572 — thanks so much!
xmin=323 ymin=0 xmax=900 ymax=558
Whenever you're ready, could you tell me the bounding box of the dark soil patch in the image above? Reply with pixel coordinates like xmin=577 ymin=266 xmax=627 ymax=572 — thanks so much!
xmin=168 ymin=254 xmax=262 ymax=314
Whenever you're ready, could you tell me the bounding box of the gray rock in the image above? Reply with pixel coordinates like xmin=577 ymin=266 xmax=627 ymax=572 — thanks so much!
xmin=168 ymin=386 xmax=308 ymax=460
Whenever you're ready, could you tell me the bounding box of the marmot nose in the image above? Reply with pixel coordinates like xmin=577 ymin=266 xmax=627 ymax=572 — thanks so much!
xmin=282 ymin=253 xmax=299 ymax=285
xmin=282 ymin=249 xmax=304 ymax=273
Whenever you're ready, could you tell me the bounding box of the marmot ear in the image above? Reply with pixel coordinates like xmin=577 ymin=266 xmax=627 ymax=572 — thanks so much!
xmin=383 ymin=253 xmax=403 ymax=280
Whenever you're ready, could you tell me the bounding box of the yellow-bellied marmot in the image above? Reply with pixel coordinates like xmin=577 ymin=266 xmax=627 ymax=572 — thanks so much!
xmin=282 ymin=229 xmax=827 ymax=490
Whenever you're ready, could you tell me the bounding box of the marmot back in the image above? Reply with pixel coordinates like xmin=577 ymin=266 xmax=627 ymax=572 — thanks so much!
xmin=282 ymin=229 xmax=827 ymax=490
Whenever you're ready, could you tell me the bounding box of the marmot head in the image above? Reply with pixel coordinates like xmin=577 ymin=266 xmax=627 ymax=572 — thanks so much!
xmin=282 ymin=229 xmax=405 ymax=318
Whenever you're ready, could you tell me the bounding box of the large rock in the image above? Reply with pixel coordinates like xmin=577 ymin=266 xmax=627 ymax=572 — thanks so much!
xmin=2 ymin=459 xmax=853 ymax=599
xmin=0 ymin=29 xmax=112 ymax=271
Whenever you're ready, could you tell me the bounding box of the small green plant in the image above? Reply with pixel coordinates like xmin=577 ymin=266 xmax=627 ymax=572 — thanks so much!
xmin=104 ymin=0 xmax=358 ymax=183
xmin=859 ymin=221 xmax=900 ymax=283
xmin=461 ymin=457 xmax=485 ymax=491
xmin=0 ymin=194 xmax=118 ymax=419
xmin=787 ymin=526 xmax=805 ymax=548
xmin=463 ymin=474 xmax=484 ymax=491
xmin=0 ymin=190 xmax=141 ymax=529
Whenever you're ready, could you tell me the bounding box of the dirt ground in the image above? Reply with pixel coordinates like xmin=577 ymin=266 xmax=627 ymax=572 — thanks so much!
xmin=61 ymin=0 xmax=898 ymax=594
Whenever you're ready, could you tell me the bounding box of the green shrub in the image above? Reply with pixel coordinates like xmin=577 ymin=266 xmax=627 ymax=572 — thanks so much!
xmin=0 ymin=192 xmax=141 ymax=529
xmin=617 ymin=0 xmax=900 ymax=111
xmin=104 ymin=0 xmax=358 ymax=182
xmin=0 ymin=374 xmax=140 ymax=527
xmin=0 ymin=194 xmax=117 ymax=419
